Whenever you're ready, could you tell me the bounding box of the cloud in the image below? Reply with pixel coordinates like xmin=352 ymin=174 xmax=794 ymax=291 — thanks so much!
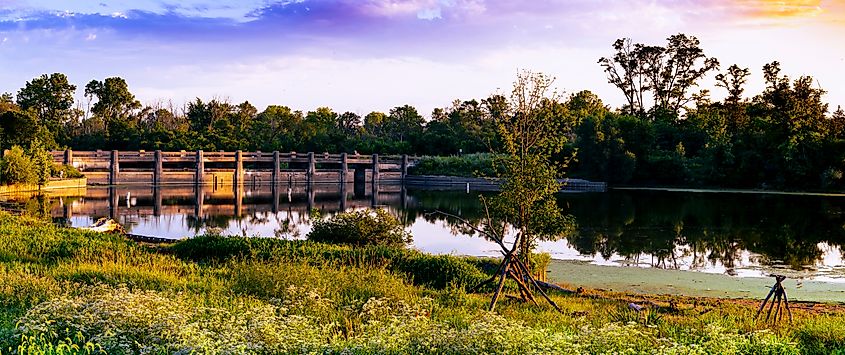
xmin=0 ymin=1 xmax=274 ymax=22
xmin=733 ymin=0 xmax=823 ymax=18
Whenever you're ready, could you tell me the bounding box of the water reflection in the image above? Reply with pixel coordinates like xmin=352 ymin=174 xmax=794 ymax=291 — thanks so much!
xmin=7 ymin=186 xmax=845 ymax=280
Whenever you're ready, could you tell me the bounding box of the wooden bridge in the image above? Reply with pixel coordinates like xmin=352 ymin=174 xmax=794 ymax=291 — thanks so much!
xmin=50 ymin=150 xmax=416 ymax=186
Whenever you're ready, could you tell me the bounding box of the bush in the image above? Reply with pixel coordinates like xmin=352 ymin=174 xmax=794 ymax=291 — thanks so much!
xmin=308 ymin=209 xmax=412 ymax=247
xmin=0 ymin=146 xmax=34 ymax=185
xmin=410 ymin=154 xmax=497 ymax=177
xmin=51 ymin=164 xmax=83 ymax=179
xmin=170 ymin=236 xmax=490 ymax=290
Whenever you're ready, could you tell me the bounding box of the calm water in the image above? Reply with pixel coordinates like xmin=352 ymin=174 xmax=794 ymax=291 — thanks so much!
xmin=11 ymin=183 xmax=845 ymax=281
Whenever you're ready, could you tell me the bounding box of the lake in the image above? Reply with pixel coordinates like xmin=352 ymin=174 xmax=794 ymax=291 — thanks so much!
xmin=8 ymin=183 xmax=845 ymax=282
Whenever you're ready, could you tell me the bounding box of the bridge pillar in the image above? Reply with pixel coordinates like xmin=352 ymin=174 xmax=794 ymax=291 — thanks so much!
xmin=234 ymin=150 xmax=243 ymax=186
xmin=195 ymin=150 xmax=204 ymax=185
xmin=272 ymin=151 xmax=280 ymax=183
xmin=308 ymin=184 xmax=315 ymax=210
xmin=372 ymin=154 xmax=379 ymax=185
xmin=340 ymin=152 xmax=348 ymax=185
xmin=109 ymin=150 xmax=119 ymax=185
xmin=340 ymin=181 xmax=348 ymax=211
xmin=371 ymin=182 xmax=379 ymax=207
xmin=108 ymin=186 xmax=118 ymax=220
xmin=194 ymin=184 xmax=204 ymax=218
xmin=401 ymin=154 xmax=408 ymax=182
xmin=234 ymin=184 xmax=243 ymax=216
xmin=154 ymin=150 xmax=163 ymax=186
xmin=272 ymin=183 xmax=280 ymax=214
xmin=153 ymin=185 xmax=162 ymax=216
xmin=307 ymin=152 xmax=315 ymax=183
xmin=64 ymin=149 xmax=73 ymax=166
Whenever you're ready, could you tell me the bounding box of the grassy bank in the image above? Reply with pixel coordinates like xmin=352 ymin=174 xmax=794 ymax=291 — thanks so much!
xmin=1 ymin=214 xmax=844 ymax=353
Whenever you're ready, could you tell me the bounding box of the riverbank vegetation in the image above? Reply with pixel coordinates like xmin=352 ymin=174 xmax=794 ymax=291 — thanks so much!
xmin=0 ymin=143 xmax=80 ymax=186
xmin=2 ymin=34 xmax=844 ymax=190
xmin=1 ymin=212 xmax=844 ymax=353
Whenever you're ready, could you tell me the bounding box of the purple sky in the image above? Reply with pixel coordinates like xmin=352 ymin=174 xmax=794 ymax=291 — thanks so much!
xmin=0 ymin=0 xmax=843 ymax=115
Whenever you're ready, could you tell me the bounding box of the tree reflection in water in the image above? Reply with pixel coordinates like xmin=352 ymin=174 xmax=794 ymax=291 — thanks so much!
xmin=25 ymin=187 xmax=845 ymax=273
xmin=408 ymin=190 xmax=844 ymax=272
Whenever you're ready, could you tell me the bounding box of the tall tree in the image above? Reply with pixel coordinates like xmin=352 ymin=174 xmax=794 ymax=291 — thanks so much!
xmin=85 ymin=77 xmax=140 ymax=122
xmin=600 ymin=34 xmax=719 ymax=116
xmin=444 ymin=71 xmax=575 ymax=312
xmin=249 ymin=105 xmax=304 ymax=152
xmin=302 ymin=107 xmax=338 ymax=152
xmin=385 ymin=105 xmax=424 ymax=144
xmin=645 ymin=34 xmax=719 ymax=114
xmin=716 ymin=64 xmax=751 ymax=106
xmin=599 ymin=38 xmax=649 ymax=115
xmin=16 ymin=73 xmax=78 ymax=146
xmin=84 ymin=77 xmax=141 ymax=145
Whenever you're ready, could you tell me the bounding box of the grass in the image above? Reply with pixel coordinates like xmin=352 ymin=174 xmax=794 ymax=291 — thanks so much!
xmin=0 ymin=213 xmax=843 ymax=353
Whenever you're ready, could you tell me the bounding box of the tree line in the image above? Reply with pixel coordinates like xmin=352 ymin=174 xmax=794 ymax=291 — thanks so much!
xmin=1 ymin=33 xmax=844 ymax=190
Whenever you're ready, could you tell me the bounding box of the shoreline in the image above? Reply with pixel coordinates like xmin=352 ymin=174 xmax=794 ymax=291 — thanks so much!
xmin=547 ymin=259 xmax=845 ymax=303
xmin=612 ymin=186 xmax=845 ymax=197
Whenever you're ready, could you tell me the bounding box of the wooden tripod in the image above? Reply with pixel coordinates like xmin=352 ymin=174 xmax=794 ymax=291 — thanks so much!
xmin=430 ymin=206 xmax=564 ymax=314
xmin=755 ymin=275 xmax=792 ymax=323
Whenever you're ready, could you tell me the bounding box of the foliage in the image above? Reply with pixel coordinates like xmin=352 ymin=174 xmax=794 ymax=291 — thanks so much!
xmin=0 ymin=213 xmax=843 ymax=353
xmin=0 ymin=146 xmax=34 ymax=185
xmin=489 ymin=71 xmax=576 ymax=264
xmin=50 ymin=165 xmax=83 ymax=179
xmin=308 ymin=209 xmax=412 ymax=247
xmin=599 ymin=34 xmax=719 ymax=116
xmin=2 ymin=33 xmax=845 ymax=191
xmin=172 ymin=234 xmax=489 ymax=290
xmin=410 ymin=154 xmax=497 ymax=177
xmin=28 ymin=141 xmax=52 ymax=186
xmin=16 ymin=73 xmax=78 ymax=146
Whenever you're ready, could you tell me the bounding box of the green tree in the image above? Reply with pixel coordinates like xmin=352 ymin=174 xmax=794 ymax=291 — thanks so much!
xmin=752 ymin=61 xmax=829 ymax=184
xmin=302 ymin=107 xmax=338 ymax=152
xmin=447 ymin=71 xmax=575 ymax=312
xmin=84 ymin=77 xmax=141 ymax=147
xmin=385 ymin=105 xmax=424 ymax=152
xmin=0 ymin=145 xmax=34 ymax=184
xmin=249 ymin=105 xmax=304 ymax=152
xmin=29 ymin=139 xmax=53 ymax=186
xmin=16 ymin=73 xmax=78 ymax=146
xmin=0 ymin=109 xmax=49 ymax=150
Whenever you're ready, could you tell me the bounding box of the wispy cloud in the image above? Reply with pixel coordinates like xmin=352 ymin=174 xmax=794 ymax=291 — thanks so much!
xmin=733 ymin=0 xmax=823 ymax=19
xmin=0 ymin=0 xmax=841 ymax=113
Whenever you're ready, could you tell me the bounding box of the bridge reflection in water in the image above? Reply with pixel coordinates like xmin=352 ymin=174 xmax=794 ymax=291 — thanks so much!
xmin=23 ymin=187 xmax=845 ymax=280
xmin=56 ymin=182 xmax=408 ymax=237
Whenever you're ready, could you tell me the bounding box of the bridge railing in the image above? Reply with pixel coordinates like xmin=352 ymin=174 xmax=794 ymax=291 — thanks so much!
xmin=49 ymin=150 xmax=418 ymax=185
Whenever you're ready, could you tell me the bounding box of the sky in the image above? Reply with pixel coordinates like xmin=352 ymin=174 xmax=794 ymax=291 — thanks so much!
xmin=0 ymin=0 xmax=843 ymax=116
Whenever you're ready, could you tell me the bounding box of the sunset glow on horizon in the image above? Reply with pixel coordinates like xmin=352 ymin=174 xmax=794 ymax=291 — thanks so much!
xmin=0 ymin=0 xmax=842 ymax=114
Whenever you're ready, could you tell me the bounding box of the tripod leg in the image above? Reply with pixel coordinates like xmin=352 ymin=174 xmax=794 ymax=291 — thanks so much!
xmin=756 ymin=283 xmax=777 ymax=319
xmin=781 ymin=285 xmax=793 ymax=322
xmin=766 ymin=290 xmax=779 ymax=322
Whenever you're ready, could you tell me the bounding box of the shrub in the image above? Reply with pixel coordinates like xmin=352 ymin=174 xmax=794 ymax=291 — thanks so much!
xmin=410 ymin=154 xmax=497 ymax=177
xmin=308 ymin=209 xmax=412 ymax=247
xmin=170 ymin=236 xmax=490 ymax=290
xmin=0 ymin=146 xmax=34 ymax=185
xmin=29 ymin=142 xmax=53 ymax=186
xmin=51 ymin=164 xmax=84 ymax=179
